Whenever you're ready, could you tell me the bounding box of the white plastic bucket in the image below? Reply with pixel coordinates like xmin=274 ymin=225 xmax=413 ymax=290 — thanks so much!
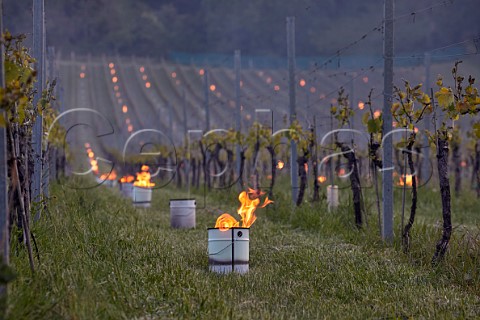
xmin=133 ymin=186 xmax=152 ymax=208
xmin=119 ymin=182 xmax=134 ymax=198
xmin=170 ymin=199 xmax=196 ymax=229
xmin=327 ymin=185 xmax=339 ymax=211
xmin=208 ymin=227 xmax=249 ymax=274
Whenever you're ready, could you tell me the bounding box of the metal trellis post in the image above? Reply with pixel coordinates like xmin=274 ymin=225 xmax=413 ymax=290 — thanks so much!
xmin=382 ymin=0 xmax=395 ymax=242
xmin=287 ymin=16 xmax=298 ymax=205
xmin=32 ymin=0 xmax=45 ymax=221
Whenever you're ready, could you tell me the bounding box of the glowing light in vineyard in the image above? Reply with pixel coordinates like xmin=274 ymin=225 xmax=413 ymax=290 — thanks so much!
xmin=110 ymin=69 xmax=116 ymax=75
xmin=209 ymin=84 xmax=216 ymax=92
xmin=115 ymin=92 xmax=121 ymax=98
xmin=142 ymin=75 xmax=148 ymax=81
xmin=266 ymin=77 xmax=272 ymax=84
xmin=310 ymin=87 xmax=316 ymax=93
xmin=122 ymin=105 xmax=128 ymax=113
xmin=79 ymin=72 xmax=85 ymax=79
xmin=199 ymin=69 xmax=205 ymax=76
xmin=274 ymin=85 xmax=280 ymax=91
xmin=317 ymin=175 xmax=327 ymax=183
xmin=299 ymin=79 xmax=306 ymax=87
xmin=114 ymin=85 xmax=119 ymax=91
xmin=276 ymin=160 xmax=285 ymax=170
xmin=109 ymin=62 xmax=114 ymax=69
xmin=362 ymin=76 xmax=369 ymax=83
xmin=358 ymin=101 xmax=365 ymax=110
xmin=128 ymin=124 xmax=133 ymax=132
xmin=374 ymin=110 xmax=381 ymax=119
xmin=171 ymin=72 xmax=177 ymax=78
xmin=139 ymin=66 xmax=145 ymax=73
xmin=112 ymin=76 xmax=118 ymax=83
xmin=84 ymin=143 xmax=90 ymax=148
xmin=145 ymin=82 xmax=151 ymax=88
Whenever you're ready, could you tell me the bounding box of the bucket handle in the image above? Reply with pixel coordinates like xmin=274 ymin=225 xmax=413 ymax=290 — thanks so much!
xmin=208 ymin=242 xmax=233 ymax=256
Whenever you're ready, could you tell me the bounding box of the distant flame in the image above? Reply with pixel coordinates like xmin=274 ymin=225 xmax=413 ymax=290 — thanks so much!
xmin=120 ymin=175 xmax=135 ymax=183
xmin=397 ymin=173 xmax=415 ymax=186
xmin=317 ymin=175 xmax=327 ymax=183
xmin=133 ymin=165 xmax=155 ymax=188
xmin=214 ymin=190 xmax=273 ymax=231
xmin=85 ymin=144 xmax=98 ymax=174
xmin=276 ymin=160 xmax=285 ymax=170
xmin=100 ymin=170 xmax=117 ymax=181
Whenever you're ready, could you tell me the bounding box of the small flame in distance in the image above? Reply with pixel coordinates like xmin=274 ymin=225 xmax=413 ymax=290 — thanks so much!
xmin=133 ymin=165 xmax=155 ymax=188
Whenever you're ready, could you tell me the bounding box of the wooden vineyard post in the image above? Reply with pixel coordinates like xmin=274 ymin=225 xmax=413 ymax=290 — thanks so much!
xmin=382 ymin=0 xmax=395 ymax=242
xmin=287 ymin=16 xmax=298 ymax=206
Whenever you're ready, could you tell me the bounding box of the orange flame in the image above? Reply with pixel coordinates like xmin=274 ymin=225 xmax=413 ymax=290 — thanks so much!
xmin=397 ymin=174 xmax=414 ymax=186
xmin=317 ymin=175 xmax=327 ymax=183
xmin=133 ymin=165 xmax=155 ymax=188
xmin=214 ymin=190 xmax=273 ymax=231
xmin=100 ymin=170 xmax=117 ymax=181
xmin=120 ymin=175 xmax=135 ymax=183
xmin=276 ymin=160 xmax=285 ymax=170
xmin=215 ymin=213 xmax=239 ymax=231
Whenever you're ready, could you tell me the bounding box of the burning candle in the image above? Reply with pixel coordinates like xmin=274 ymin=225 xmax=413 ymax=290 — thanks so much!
xmin=208 ymin=189 xmax=273 ymax=274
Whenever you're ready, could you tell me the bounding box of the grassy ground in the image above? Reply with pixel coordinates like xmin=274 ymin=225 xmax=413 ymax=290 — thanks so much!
xmin=6 ymin=178 xmax=480 ymax=319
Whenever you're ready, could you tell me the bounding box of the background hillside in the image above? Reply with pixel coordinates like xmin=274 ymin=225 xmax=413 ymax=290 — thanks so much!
xmin=5 ymin=0 xmax=480 ymax=60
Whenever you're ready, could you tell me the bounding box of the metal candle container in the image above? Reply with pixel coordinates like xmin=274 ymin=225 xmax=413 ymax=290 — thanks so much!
xmin=132 ymin=186 xmax=152 ymax=208
xmin=170 ymin=199 xmax=196 ymax=229
xmin=119 ymin=182 xmax=134 ymax=198
xmin=327 ymin=185 xmax=339 ymax=211
xmin=208 ymin=227 xmax=249 ymax=274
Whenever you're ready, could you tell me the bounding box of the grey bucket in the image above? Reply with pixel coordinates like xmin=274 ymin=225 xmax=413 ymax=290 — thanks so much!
xmin=119 ymin=182 xmax=134 ymax=198
xmin=208 ymin=227 xmax=249 ymax=274
xmin=170 ymin=199 xmax=196 ymax=229
xmin=133 ymin=186 xmax=152 ymax=208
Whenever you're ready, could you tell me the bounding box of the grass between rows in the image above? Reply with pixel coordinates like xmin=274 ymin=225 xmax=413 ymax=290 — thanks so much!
xmin=6 ymin=178 xmax=480 ymax=319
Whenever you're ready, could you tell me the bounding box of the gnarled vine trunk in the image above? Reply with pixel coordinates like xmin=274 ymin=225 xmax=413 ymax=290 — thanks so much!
xmin=402 ymin=135 xmax=418 ymax=252
xmin=338 ymin=142 xmax=363 ymax=228
xmin=432 ymin=137 xmax=452 ymax=264
xmin=295 ymin=151 xmax=308 ymax=206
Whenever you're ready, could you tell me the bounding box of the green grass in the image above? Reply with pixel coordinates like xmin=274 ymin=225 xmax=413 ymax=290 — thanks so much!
xmin=6 ymin=178 xmax=480 ymax=319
